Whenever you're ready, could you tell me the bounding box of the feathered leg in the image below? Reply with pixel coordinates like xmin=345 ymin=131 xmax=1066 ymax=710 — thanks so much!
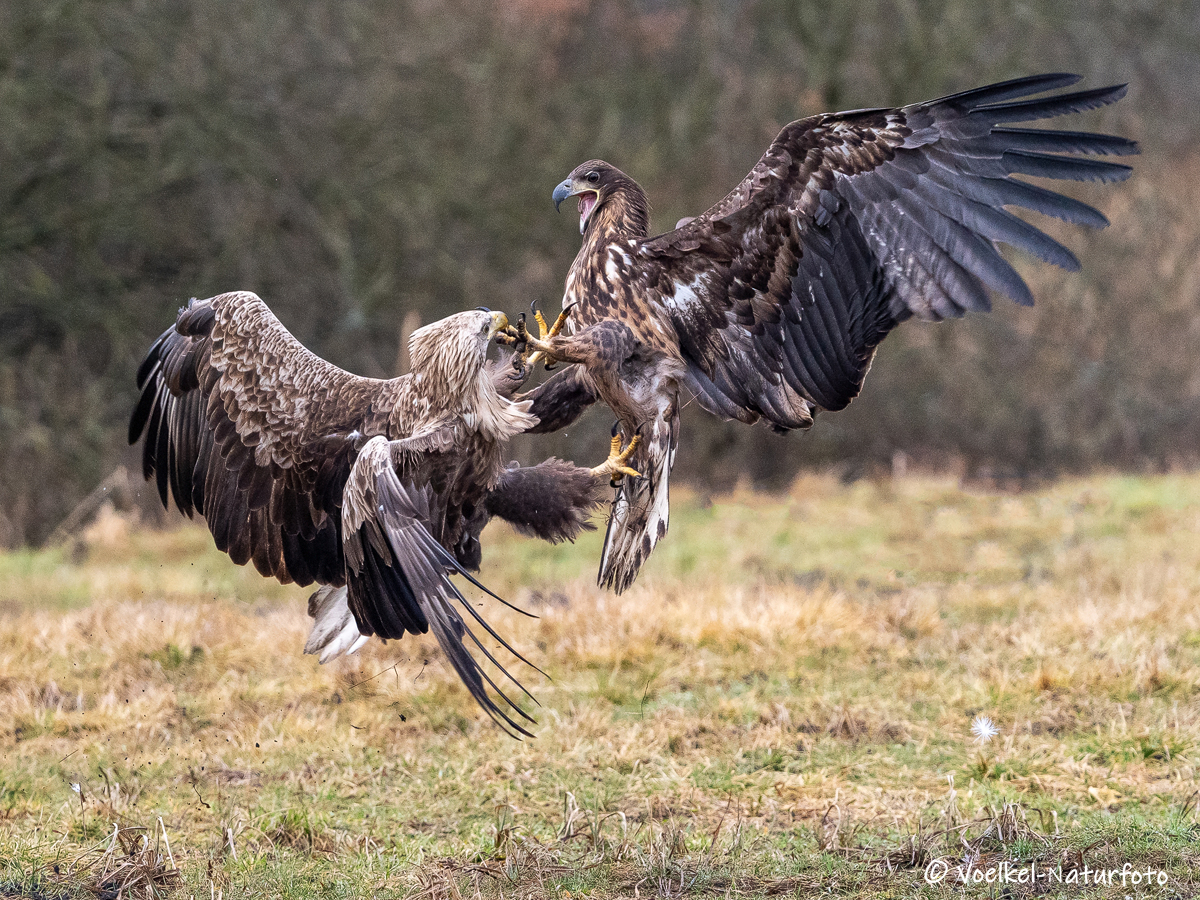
xmin=597 ymin=407 xmax=678 ymax=594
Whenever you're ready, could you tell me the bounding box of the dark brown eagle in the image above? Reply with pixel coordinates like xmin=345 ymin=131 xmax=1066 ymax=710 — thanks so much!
xmin=522 ymin=73 xmax=1137 ymax=593
xmin=130 ymin=291 xmax=605 ymax=735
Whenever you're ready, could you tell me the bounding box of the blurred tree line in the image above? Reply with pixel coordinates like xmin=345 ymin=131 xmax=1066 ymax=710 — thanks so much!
xmin=2 ymin=0 xmax=1198 ymax=545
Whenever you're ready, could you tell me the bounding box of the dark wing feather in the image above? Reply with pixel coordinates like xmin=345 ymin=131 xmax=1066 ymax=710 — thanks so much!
xmin=638 ymin=74 xmax=1136 ymax=426
xmin=342 ymin=437 xmax=539 ymax=738
xmin=129 ymin=291 xmax=402 ymax=585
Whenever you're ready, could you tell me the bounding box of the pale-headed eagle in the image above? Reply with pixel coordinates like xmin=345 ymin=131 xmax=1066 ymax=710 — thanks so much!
xmin=130 ymin=291 xmax=606 ymax=735
xmin=522 ymin=73 xmax=1137 ymax=593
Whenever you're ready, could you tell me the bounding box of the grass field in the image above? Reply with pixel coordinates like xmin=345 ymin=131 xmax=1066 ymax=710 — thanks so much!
xmin=1 ymin=472 xmax=1199 ymax=898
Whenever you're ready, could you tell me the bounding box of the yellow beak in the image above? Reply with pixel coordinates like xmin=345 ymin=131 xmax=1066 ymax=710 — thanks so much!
xmin=487 ymin=311 xmax=509 ymax=339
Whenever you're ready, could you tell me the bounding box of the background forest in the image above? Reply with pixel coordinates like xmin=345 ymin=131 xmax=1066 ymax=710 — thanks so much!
xmin=2 ymin=0 xmax=1198 ymax=546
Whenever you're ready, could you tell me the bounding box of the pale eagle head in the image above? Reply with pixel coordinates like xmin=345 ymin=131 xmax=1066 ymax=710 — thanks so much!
xmin=408 ymin=308 xmax=535 ymax=439
xmin=408 ymin=308 xmax=508 ymax=389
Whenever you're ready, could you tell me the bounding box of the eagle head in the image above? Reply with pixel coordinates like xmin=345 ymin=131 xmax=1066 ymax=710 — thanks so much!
xmin=552 ymin=160 xmax=648 ymax=237
xmin=407 ymin=308 xmax=535 ymax=439
xmin=408 ymin=308 xmax=509 ymax=391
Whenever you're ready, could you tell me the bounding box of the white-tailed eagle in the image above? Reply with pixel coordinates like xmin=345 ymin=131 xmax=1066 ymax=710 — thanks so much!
xmin=130 ymin=291 xmax=608 ymax=735
xmin=521 ymin=73 xmax=1138 ymax=593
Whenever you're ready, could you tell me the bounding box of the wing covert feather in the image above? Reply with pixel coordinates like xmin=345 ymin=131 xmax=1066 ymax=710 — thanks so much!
xmin=130 ymin=291 xmax=404 ymax=585
xmin=342 ymin=438 xmax=538 ymax=737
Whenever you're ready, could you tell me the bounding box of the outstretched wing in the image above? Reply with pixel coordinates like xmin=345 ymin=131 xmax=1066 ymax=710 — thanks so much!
xmin=342 ymin=437 xmax=539 ymax=737
xmin=638 ymin=73 xmax=1137 ymax=427
xmin=129 ymin=291 xmax=401 ymax=585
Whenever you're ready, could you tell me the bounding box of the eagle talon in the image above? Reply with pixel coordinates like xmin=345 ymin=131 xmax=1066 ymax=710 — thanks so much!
xmin=520 ymin=304 xmax=574 ymax=370
xmin=493 ymin=324 xmax=524 ymax=348
xmin=590 ymin=434 xmax=641 ymax=483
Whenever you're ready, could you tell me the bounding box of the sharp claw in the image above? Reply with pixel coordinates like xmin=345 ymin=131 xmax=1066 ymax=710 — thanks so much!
xmin=545 ymin=309 xmax=570 ymax=339
xmin=515 ymin=303 xmax=575 ymax=370
xmin=590 ymin=433 xmax=642 ymax=482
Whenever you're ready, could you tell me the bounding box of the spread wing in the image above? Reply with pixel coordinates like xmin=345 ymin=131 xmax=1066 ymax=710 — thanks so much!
xmin=637 ymin=73 xmax=1137 ymax=427
xmin=342 ymin=437 xmax=539 ymax=737
xmin=129 ymin=290 xmax=402 ymax=585
xmin=135 ymin=296 xmax=542 ymax=732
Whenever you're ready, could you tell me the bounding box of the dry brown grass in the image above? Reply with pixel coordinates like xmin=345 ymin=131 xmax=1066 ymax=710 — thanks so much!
xmin=1 ymin=473 xmax=1199 ymax=897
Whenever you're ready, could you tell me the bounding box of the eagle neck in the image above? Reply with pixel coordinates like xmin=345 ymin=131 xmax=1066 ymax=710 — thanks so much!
xmin=461 ymin=369 xmax=538 ymax=443
xmin=584 ymin=184 xmax=650 ymax=248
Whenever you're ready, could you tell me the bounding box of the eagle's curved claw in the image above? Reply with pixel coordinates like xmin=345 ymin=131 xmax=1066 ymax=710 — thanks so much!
xmin=493 ymin=323 xmax=524 ymax=348
xmin=531 ymin=309 xmax=559 ymax=370
xmin=520 ymin=304 xmax=574 ymax=370
xmin=590 ymin=434 xmax=641 ymax=485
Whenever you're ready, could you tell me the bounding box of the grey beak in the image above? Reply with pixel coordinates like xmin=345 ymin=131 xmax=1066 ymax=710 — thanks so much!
xmin=552 ymin=179 xmax=575 ymax=212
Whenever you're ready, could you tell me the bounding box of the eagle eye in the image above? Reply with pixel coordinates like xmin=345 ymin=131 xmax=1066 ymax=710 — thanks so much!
xmin=585 ymin=171 xmax=600 ymax=184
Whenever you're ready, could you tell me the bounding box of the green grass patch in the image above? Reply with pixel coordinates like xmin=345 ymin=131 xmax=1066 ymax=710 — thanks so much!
xmin=1 ymin=472 xmax=1199 ymax=896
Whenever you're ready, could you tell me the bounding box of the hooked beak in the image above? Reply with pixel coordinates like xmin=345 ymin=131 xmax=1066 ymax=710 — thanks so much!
xmin=486 ymin=311 xmax=509 ymax=339
xmin=553 ymin=178 xmax=599 ymax=235
xmin=552 ymin=179 xmax=577 ymax=212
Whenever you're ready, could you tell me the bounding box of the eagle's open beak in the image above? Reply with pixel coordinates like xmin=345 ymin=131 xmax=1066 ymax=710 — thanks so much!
xmin=487 ymin=311 xmax=509 ymax=339
xmin=553 ymin=179 xmax=599 ymax=235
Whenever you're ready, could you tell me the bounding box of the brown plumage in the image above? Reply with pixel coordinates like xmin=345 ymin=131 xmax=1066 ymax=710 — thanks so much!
xmin=130 ymin=291 xmax=600 ymax=735
xmin=536 ymin=73 xmax=1137 ymax=593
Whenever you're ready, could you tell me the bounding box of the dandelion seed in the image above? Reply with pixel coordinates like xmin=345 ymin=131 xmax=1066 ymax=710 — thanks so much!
xmin=971 ymin=715 xmax=999 ymax=744
xmin=70 ymin=783 xmax=81 ymax=794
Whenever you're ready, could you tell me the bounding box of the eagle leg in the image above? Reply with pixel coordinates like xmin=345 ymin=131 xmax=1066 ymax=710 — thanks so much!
xmin=590 ymin=433 xmax=641 ymax=486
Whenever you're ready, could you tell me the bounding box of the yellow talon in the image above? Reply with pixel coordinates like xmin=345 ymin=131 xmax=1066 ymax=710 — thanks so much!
xmin=591 ymin=434 xmax=642 ymax=482
xmin=525 ymin=306 xmax=573 ymax=369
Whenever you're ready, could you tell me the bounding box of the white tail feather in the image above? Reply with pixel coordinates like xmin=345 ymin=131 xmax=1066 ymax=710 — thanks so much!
xmin=597 ymin=413 xmax=678 ymax=593
xmin=304 ymin=585 xmax=370 ymax=663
